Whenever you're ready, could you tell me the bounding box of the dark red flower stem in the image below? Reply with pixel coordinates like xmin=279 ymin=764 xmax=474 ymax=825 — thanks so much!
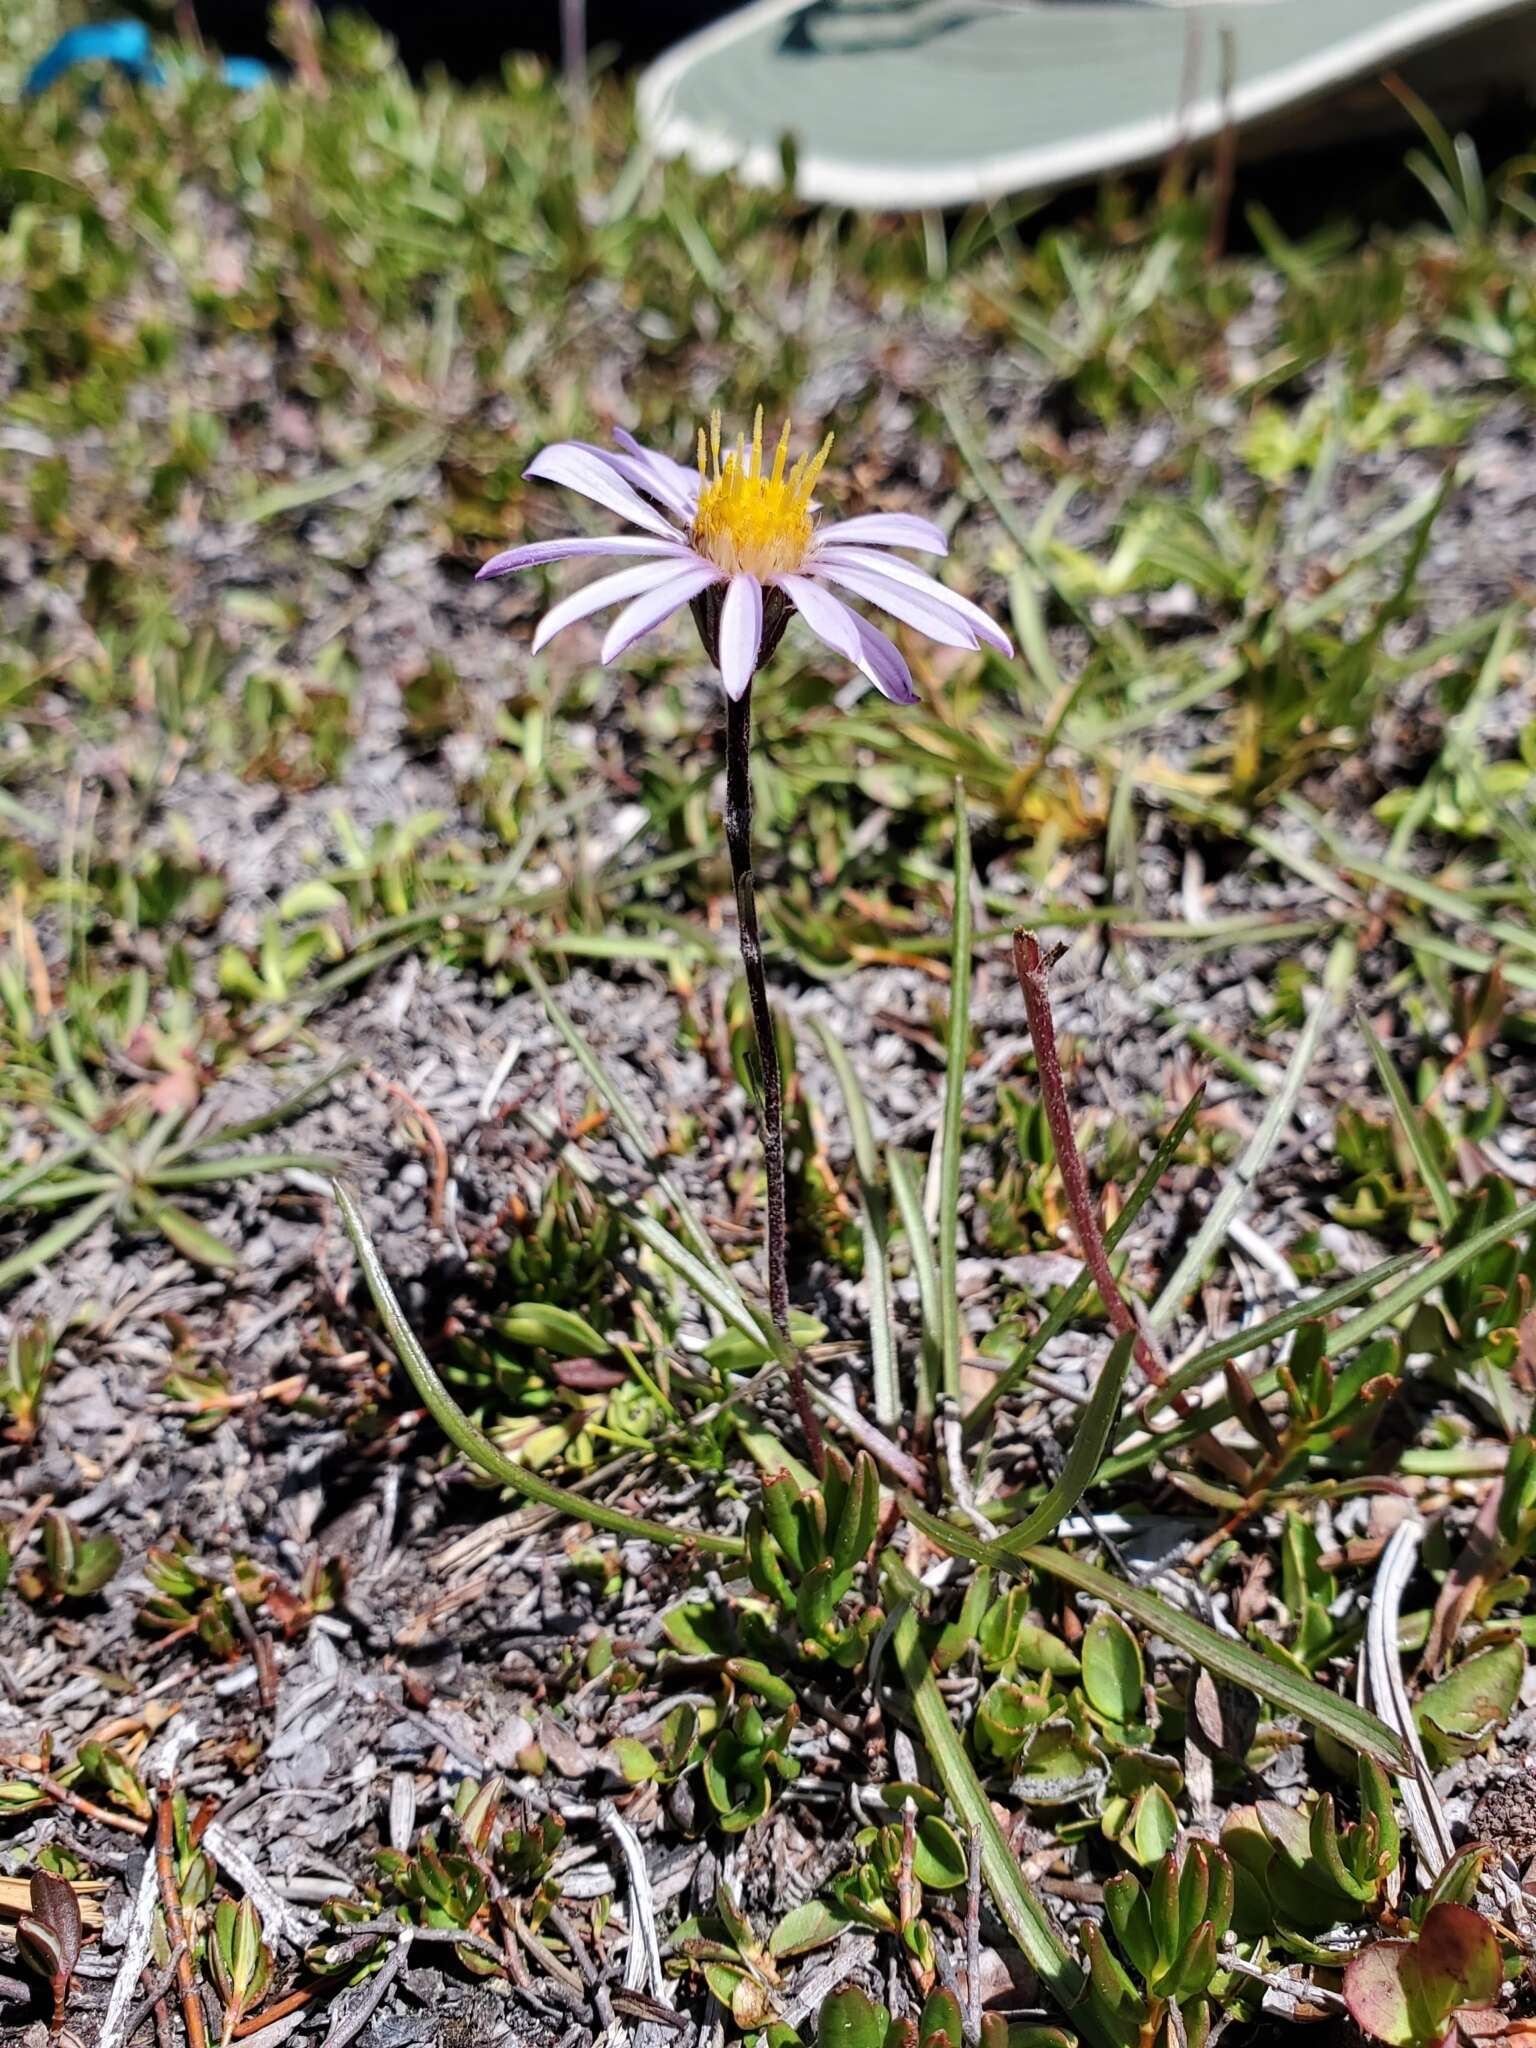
xmin=1012 ymin=930 xmax=1179 ymax=1397
xmin=724 ymin=684 xmax=825 ymax=1475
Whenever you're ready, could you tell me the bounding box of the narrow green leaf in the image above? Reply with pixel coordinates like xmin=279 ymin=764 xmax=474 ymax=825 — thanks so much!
xmin=1150 ymin=934 xmax=1356 ymax=1331
xmin=145 ymin=1203 xmax=241 ymax=1270
xmin=521 ymin=953 xmax=734 ymax=1290
xmin=890 ymin=1599 xmax=1104 ymax=2040
xmin=0 ymin=1191 xmax=118 ymax=1297
xmin=1001 ymin=1333 xmax=1131 ymax=1547
xmin=813 ymin=1019 xmax=898 ymax=1429
xmin=1081 ymin=1611 xmax=1144 ymax=1724
xmin=902 ymin=1505 xmax=1407 ymax=1769
xmin=1127 ymin=1249 xmax=1419 ymax=1438
xmin=0 ymin=1139 xmax=94 ymax=1212
xmin=1359 ymin=1018 xmax=1456 ymax=1232
xmin=1325 ymin=1194 xmax=1536 ymax=1357
xmin=162 ymin=1060 xmax=357 ymax=1160
xmin=940 ymin=784 xmax=972 ymax=1409
xmin=333 ymin=1180 xmax=743 ymax=1557
xmin=147 ymin=1153 xmax=336 ymax=1190
xmin=889 ymin=1146 xmax=942 ymax=1428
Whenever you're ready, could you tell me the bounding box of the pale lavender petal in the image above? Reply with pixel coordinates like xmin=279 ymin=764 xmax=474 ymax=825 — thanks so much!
xmin=811 ymin=559 xmax=981 ymax=651
xmin=600 ymin=563 xmax=721 ymax=664
xmin=566 ymin=436 xmax=699 ymax=520
xmin=612 ymin=429 xmax=703 ymax=515
xmin=779 ymin=574 xmax=916 ymax=704
xmin=524 ymin=442 xmax=687 ymax=542
xmin=477 ymin=535 xmax=689 ymax=579
xmin=532 ymin=559 xmax=697 ymax=654
xmin=813 ymin=546 xmax=1013 ymax=653
xmin=812 ymin=512 xmax=948 ymax=555
xmin=718 ymin=574 xmax=763 ymax=701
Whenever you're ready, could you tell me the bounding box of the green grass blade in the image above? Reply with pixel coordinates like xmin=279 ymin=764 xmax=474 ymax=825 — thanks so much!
xmin=1149 ymin=935 xmax=1355 ymax=1332
xmin=162 ymin=1060 xmax=358 ymax=1161
xmin=1325 ymin=1193 xmax=1536 ymax=1356
xmin=965 ymin=1089 xmax=1204 ymax=1438
xmin=522 ymin=952 xmax=734 ymax=1289
xmin=146 ymin=1202 xmax=240 ymax=1269
xmin=813 ymin=1018 xmax=898 ymax=1429
xmin=1112 ymin=1249 xmax=1420 ymax=1464
xmin=333 ymin=1179 xmax=744 ymax=1557
xmin=147 ymin=1153 xmax=337 ymax=1189
xmin=890 ymin=1599 xmax=1098 ymax=2033
xmin=0 ymin=1190 xmax=118 ymax=1297
xmin=1000 ymin=1332 xmax=1131 ymax=1548
xmin=0 ymin=1139 xmax=95 ymax=1210
xmin=889 ymin=1146 xmax=942 ymax=1428
xmin=515 ymin=1096 xmax=772 ymax=1351
xmin=904 ymin=1505 xmax=1407 ymax=1769
xmin=1359 ymin=1016 xmax=1456 ymax=1232
xmin=1 ymin=1173 xmax=121 ymax=1210
xmin=939 ymin=783 xmax=972 ymax=1408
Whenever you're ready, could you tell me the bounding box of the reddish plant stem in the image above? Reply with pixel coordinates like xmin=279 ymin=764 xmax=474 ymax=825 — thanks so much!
xmin=230 ymin=1987 xmax=318 ymax=2040
xmin=1012 ymin=931 xmax=1177 ymax=1395
xmin=155 ymin=1776 xmax=209 ymax=2048
xmin=29 ymin=1772 xmax=145 ymax=1836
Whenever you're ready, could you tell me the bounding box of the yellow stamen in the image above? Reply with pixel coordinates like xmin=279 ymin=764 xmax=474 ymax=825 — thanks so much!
xmin=690 ymin=414 xmax=833 ymax=580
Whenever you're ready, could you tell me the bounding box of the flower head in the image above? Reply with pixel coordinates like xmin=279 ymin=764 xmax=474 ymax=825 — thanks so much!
xmin=476 ymin=411 xmax=1012 ymax=704
xmin=690 ymin=413 xmax=830 ymax=578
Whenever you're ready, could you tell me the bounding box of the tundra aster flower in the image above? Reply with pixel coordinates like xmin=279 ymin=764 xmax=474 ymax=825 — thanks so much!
xmin=476 ymin=410 xmax=1012 ymax=702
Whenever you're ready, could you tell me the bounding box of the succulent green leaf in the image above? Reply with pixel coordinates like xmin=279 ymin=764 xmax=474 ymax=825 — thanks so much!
xmin=913 ymin=1816 xmax=969 ymax=1891
xmin=725 ymin=1658 xmax=799 ymax=1711
xmin=818 ymin=1985 xmax=891 ymax=2048
xmin=1310 ymin=1794 xmax=1375 ymax=1904
xmin=821 ymin=1447 xmax=853 ymax=1540
xmin=1011 ymin=1622 xmax=1081 ymax=1678
xmin=1149 ymin=1849 xmax=1180 ymax=1975
xmin=831 ymin=1451 xmax=880 ymax=1577
xmin=976 ymin=1680 xmax=1047 ymax=1766
xmin=1344 ymin=1944 xmax=1419 ymax=2047
xmin=1419 ymin=1845 xmax=1489 ymax=1914
xmin=1410 ymin=1903 xmax=1502 ymax=2019
xmin=1104 ymin=1872 xmax=1157 ymax=1981
xmin=763 ymin=1472 xmax=809 ymax=1574
xmin=1131 ymin=1785 xmax=1179 ymax=1867
xmin=492 ymin=1301 xmax=610 ymax=1357
xmin=769 ymin=1899 xmax=852 ymax=1959
xmin=920 ymin=1988 xmax=965 ymax=2048
xmin=796 ymin=1558 xmax=840 ymax=1641
xmin=605 ymin=1738 xmax=658 ymax=1785
xmin=1417 ymin=1641 xmax=1524 ymax=1759
xmin=1175 ymin=1921 xmax=1218 ymax=2001
xmin=1083 ymin=1921 xmax=1142 ymax=2019
xmin=1357 ymin=1757 xmax=1401 ymax=1883
xmin=1081 ymin=1612 xmax=1144 ymax=1725
xmin=1177 ymin=1843 xmax=1211 ymax=1949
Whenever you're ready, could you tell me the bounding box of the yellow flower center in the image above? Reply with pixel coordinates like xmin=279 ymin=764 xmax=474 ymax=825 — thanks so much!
xmin=690 ymin=408 xmax=833 ymax=579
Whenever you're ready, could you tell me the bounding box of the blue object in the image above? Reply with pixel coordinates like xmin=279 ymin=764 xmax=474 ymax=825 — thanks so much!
xmin=218 ymin=55 xmax=271 ymax=89
xmin=23 ymin=20 xmax=165 ymax=95
xmin=22 ymin=20 xmax=270 ymax=97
